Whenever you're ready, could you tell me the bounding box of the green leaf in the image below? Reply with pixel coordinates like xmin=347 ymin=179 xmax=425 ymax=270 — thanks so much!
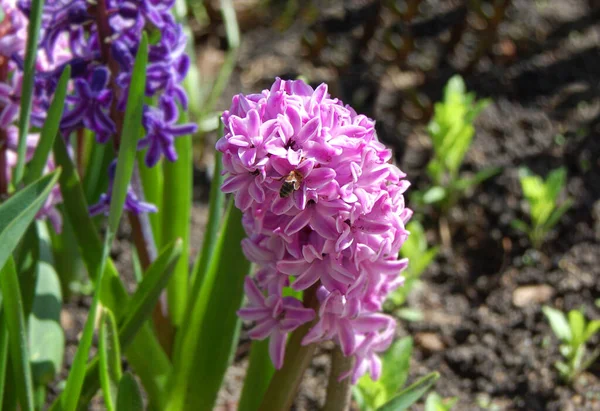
xmin=83 ymin=135 xmax=114 ymax=205
xmin=545 ymin=167 xmax=567 ymax=202
xmin=584 ymin=320 xmax=600 ymax=342
xmin=510 ymin=219 xmax=529 ymax=234
xmin=422 ymin=187 xmax=446 ymax=204
xmin=99 ymin=309 xmax=122 ymax=411
xmin=162 ymin=125 xmax=192 ymax=327
xmin=568 ymin=309 xmax=586 ymax=348
xmin=109 ymin=33 xmax=148 ymax=234
xmin=52 ymin=136 xmax=110 ymax=285
xmin=119 ymin=239 xmax=183 ymax=346
xmin=189 ymin=136 xmax=225 ymax=291
xmin=60 ymin=246 xmax=108 ymax=411
xmin=454 ymin=166 xmax=501 ymax=191
xmin=396 ymin=308 xmax=424 ymax=322
xmin=13 ymin=0 xmax=45 ymax=185
xmin=425 ymin=392 xmax=457 ymax=411
xmin=444 ymin=75 xmax=466 ymax=100
xmin=542 ymin=306 xmax=572 ymax=343
xmin=221 ymin=0 xmax=240 ymax=49
xmin=137 ymin=153 xmax=163 ymax=247
xmin=381 ymin=337 xmax=413 ymax=397
xmin=238 ymin=339 xmax=275 ymax=411
xmin=0 ymin=171 xmax=61 ymax=272
xmin=377 ymin=372 xmax=440 ymax=411
xmin=0 ymin=313 xmax=9 ymax=406
xmin=0 ymin=257 xmax=35 ymax=411
xmin=25 ymin=65 xmax=71 ymax=184
xmin=397 ymin=222 xmax=438 ymax=282
xmin=116 ymin=372 xmax=143 ymax=411
xmin=357 ymin=373 xmax=387 ymax=410
xmin=167 ymin=201 xmax=250 ymax=411
xmin=544 ymin=198 xmax=573 ymax=231
xmin=29 ymin=262 xmax=64 ymax=386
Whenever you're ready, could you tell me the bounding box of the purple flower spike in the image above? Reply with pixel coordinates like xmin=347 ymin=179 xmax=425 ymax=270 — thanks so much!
xmin=138 ymin=96 xmax=197 ymax=167
xmin=220 ymin=78 xmax=412 ymax=383
xmin=61 ymin=67 xmax=116 ymax=143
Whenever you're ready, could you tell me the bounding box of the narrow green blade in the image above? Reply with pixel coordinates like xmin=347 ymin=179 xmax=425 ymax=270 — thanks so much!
xmin=0 ymin=171 xmax=61 ymax=272
xmin=238 ymin=339 xmax=275 ymax=411
xmin=109 ymin=33 xmax=148 ymax=234
xmin=162 ymin=131 xmax=192 ymax=326
xmin=116 ymin=372 xmax=143 ymax=411
xmin=167 ymin=201 xmax=250 ymax=410
xmin=0 ymin=257 xmax=35 ymax=411
xmin=25 ymin=65 xmax=71 ymax=184
xmin=99 ymin=309 xmax=122 ymax=411
xmin=29 ymin=261 xmax=64 ymax=386
xmin=13 ymin=0 xmax=45 ymax=185
xmin=119 ymin=239 xmax=183 ymax=346
xmin=377 ymin=372 xmax=439 ymax=411
xmin=0 ymin=312 xmax=9 ymax=406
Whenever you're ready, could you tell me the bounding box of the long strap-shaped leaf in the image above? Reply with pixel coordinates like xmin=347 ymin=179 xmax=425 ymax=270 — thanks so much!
xmin=12 ymin=0 xmax=45 ymax=185
xmin=0 ymin=257 xmax=35 ymax=411
xmin=116 ymin=372 xmax=143 ymax=411
xmin=0 ymin=171 xmax=59 ymax=411
xmin=162 ymin=123 xmax=192 ymax=328
xmin=99 ymin=309 xmax=122 ymax=411
xmin=119 ymin=239 xmax=182 ymax=345
xmin=167 ymin=201 xmax=250 ymax=411
xmin=24 ymin=65 xmax=71 ymax=185
xmin=0 ymin=312 xmax=8 ymax=405
xmin=0 ymin=171 xmax=61 ymax=271
xmin=377 ymin=372 xmax=440 ymax=411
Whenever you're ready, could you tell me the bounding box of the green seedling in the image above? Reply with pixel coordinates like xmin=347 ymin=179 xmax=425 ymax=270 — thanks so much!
xmin=413 ymin=75 xmax=499 ymax=212
xmin=512 ymin=167 xmax=573 ymax=249
xmin=388 ymin=221 xmax=439 ymax=321
xmin=542 ymin=306 xmax=600 ymax=383
xmin=425 ymin=392 xmax=458 ymax=411
xmin=353 ymin=336 xmax=439 ymax=411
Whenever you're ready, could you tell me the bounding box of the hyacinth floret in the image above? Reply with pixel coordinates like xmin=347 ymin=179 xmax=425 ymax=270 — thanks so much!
xmin=218 ymin=78 xmax=412 ymax=382
xmin=0 ymin=0 xmax=196 ymax=226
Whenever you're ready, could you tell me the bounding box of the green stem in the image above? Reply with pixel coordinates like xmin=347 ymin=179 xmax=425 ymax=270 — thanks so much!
xmin=323 ymin=347 xmax=354 ymax=411
xmin=258 ymin=287 xmax=319 ymax=411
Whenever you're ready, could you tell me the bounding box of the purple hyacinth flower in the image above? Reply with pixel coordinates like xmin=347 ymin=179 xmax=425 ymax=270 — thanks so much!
xmin=220 ymin=78 xmax=412 ymax=381
xmin=89 ymin=161 xmax=157 ymax=217
xmin=237 ymin=277 xmax=315 ymax=369
xmin=138 ymin=96 xmax=197 ymax=167
xmin=61 ymin=66 xmax=116 ymax=143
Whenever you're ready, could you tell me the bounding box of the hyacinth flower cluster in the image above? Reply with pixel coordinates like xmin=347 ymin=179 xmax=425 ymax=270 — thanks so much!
xmin=217 ymin=78 xmax=412 ymax=383
xmin=0 ymin=0 xmax=196 ymax=222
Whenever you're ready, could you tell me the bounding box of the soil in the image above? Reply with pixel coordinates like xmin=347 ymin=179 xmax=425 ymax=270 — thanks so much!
xmin=57 ymin=0 xmax=600 ymax=410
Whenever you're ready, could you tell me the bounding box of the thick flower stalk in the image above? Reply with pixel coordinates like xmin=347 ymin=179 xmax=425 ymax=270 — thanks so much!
xmin=218 ymin=78 xmax=412 ymax=383
xmin=0 ymin=0 xmax=196 ymax=219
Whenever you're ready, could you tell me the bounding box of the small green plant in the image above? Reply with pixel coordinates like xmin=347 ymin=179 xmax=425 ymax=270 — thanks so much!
xmin=542 ymin=306 xmax=600 ymax=383
xmin=413 ymin=75 xmax=499 ymax=212
xmin=512 ymin=167 xmax=573 ymax=249
xmin=388 ymin=221 xmax=439 ymax=321
xmin=353 ymin=337 xmax=439 ymax=411
xmin=425 ymin=392 xmax=458 ymax=411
